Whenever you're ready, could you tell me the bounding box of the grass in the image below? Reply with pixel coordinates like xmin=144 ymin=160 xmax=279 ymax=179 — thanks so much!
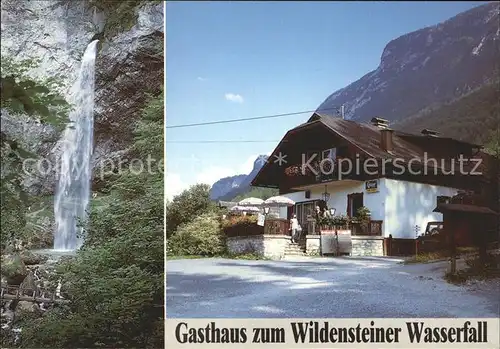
xmin=166 ymin=255 xmax=208 ymax=260
xmin=445 ymin=252 xmax=500 ymax=284
xmin=403 ymin=247 xmax=478 ymax=264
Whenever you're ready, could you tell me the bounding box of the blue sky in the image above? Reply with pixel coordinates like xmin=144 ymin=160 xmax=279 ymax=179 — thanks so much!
xmin=165 ymin=1 xmax=486 ymax=199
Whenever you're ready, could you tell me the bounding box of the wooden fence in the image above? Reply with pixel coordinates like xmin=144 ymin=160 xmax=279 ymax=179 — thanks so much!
xmin=1 ymin=285 xmax=70 ymax=304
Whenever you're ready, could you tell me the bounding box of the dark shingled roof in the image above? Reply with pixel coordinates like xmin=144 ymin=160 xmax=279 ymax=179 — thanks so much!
xmin=433 ymin=203 xmax=498 ymax=215
xmin=252 ymin=113 xmax=497 ymax=187
xmin=300 ymin=113 xmax=491 ymax=174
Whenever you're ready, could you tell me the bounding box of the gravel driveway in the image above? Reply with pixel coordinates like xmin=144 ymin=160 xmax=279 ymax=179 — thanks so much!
xmin=166 ymin=256 xmax=500 ymax=318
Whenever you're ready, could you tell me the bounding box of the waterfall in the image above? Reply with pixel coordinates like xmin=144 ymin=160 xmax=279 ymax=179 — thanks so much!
xmin=54 ymin=40 xmax=98 ymax=251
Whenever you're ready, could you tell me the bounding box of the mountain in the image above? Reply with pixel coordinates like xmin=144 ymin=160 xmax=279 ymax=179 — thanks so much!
xmin=209 ymin=174 xmax=246 ymax=200
xmin=210 ymin=4 xmax=499 ymax=195
xmin=210 ymin=155 xmax=268 ymax=201
xmin=395 ymin=82 xmax=500 ymax=145
xmin=317 ymin=2 xmax=500 ymax=123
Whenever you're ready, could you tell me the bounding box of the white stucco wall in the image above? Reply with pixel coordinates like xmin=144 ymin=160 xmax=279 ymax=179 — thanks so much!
xmin=383 ymin=178 xmax=459 ymax=239
xmin=279 ymin=178 xmax=460 ymax=239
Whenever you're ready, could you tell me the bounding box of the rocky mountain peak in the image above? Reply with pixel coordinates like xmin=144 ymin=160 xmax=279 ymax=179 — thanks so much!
xmin=317 ymin=2 xmax=499 ymax=123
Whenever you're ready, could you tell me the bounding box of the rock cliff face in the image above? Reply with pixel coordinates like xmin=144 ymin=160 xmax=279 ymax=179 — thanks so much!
xmin=210 ymin=155 xmax=269 ymax=201
xmin=0 ymin=0 xmax=164 ymax=195
xmin=209 ymin=175 xmax=246 ymax=201
xmin=317 ymin=2 xmax=499 ymax=123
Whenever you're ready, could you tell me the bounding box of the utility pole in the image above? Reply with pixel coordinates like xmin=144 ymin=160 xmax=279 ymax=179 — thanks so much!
xmin=415 ymin=225 xmax=420 ymax=257
xmin=341 ymin=105 xmax=345 ymax=119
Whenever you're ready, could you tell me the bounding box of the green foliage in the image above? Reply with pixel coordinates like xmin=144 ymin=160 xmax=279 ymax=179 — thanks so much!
xmin=221 ymin=215 xmax=258 ymax=228
xmin=19 ymin=92 xmax=164 ymax=348
xmin=88 ymin=0 xmax=159 ymax=39
xmin=166 ymin=183 xmax=214 ymax=237
xmin=319 ymin=214 xmax=351 ymax=227
xmin=397 ymin=82 xmax=500 ymax=146
xmin=1 ymin=56 xmax=69 ymax=129
xmin=1 ymin=57 xmax=68 ymax=250
xmin=0 ymin=141 xmax=27 ymax=249
xmin=355 ymin=206 xmax=371 ymax=218
xmin=232 ymin=187 xmax=279 ymax=202
xmin=221 ymin=215 xmax=262 ymax=238
xmin=484 ymin=129 xmax=500 ymax=158
xmin=168 ymin=213 xmax=225 ymax=256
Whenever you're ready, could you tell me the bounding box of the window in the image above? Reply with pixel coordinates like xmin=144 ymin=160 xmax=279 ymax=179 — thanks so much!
xmin=347 ymin=193 xmax=364 ymax=217
xmin=322 ymin=148 xmax=337 ymax=161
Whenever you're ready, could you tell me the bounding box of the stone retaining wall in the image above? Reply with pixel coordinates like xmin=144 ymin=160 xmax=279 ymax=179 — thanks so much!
xmin=351 ymin=236 xmax=384 ymax=256
xmin=227 ymin=235 xmax=386 ymax=258
xmin=226 ymin=235 xmax=288 ymax=259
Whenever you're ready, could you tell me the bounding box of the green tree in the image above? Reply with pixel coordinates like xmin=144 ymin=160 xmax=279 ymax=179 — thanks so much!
xmin=168 ymin=212 xmax=224 ymax=256
xmin=19 ymin=92 xmax=164 ymax=348
xmin=165 ymin=183 xmax=214 ymax=237
xmin=484 ymin=129 xmax=500 ymax=158
xmin=232 ymin=187 xmax=278 ymax=202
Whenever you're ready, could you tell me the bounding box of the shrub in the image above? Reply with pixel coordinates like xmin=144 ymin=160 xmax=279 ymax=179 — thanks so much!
xmin=222 ymin=215 xmax=262 ymax=238
xmin=463 ymin=252 xmax=500 ymax=279
xmin=168 ymin=213 xmax=225 ymax=256
xmin=165 ymin=184 xmax=214 ymax=237
xmin=319 ymin=214 xmax=351 ymax=228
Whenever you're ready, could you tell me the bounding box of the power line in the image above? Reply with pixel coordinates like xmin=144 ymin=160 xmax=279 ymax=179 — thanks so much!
xmin=165 ymin=106 xmax=344 ymax=129
xmin=165 ymin=140 xmax=282 ymax=143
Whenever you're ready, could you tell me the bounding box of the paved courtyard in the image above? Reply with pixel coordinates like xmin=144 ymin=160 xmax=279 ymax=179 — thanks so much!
xmin=166 ymin=257 xmax=500 ymax=318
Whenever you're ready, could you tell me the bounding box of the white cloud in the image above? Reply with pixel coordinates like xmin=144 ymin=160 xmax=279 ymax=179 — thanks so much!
xmin=165 ymin=172 xmax=189 ymax=201
xmin=196 ymin=152 xmax=273 ymax=186
xmin=195 ymin=166 xmax=239 ymax=186
xmin=166 ymin=153 xmax=274 ymax=199
xmin=224 ymin=93 xmax=244 ymax=103
xmin=197 ymin=77 xmax=206 ymax=81
xmin=238 ymin=155 xmax=258 ymax=175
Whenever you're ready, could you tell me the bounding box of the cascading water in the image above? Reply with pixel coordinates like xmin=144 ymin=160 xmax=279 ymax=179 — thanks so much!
xmin=54 ymin=40 xmax=98 ymax=251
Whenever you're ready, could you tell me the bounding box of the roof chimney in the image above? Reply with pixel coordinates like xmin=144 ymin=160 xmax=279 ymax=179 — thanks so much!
xmin=380 ymin=128 xmax=394 ymax=152
xmin=370 ymin=117 xmax=389 ymax=129
xmin=421 ymin=129 xmax=439 ymax=137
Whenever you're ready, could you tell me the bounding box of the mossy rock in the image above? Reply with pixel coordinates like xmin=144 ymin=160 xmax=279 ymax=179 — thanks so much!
xmin=1 ymin=253 xmax=28 ymax=285
xmin=20 ymin=250 xmax=49 ymax=265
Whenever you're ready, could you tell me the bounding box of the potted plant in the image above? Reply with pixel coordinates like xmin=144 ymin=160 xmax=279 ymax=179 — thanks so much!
xmin=332 ymin=214 xmax=350 ymax=228
xmin=352 ymin=206 xmax=371 ymax=233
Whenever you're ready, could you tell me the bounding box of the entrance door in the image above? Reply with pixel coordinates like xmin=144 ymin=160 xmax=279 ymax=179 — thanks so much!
xmin=295 ymin=200 xmax=319 ymax=233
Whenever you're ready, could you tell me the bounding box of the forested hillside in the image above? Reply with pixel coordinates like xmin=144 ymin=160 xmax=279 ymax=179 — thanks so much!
xmin=396 ymin=82 xmax=500 ymax=146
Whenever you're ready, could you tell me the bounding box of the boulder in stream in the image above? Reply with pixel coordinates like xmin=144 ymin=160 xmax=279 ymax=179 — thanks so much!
xmin=1 ymin=254 xmax=28 ymax=286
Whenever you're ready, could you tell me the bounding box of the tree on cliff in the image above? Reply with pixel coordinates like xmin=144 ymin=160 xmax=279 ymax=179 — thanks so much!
xmin=0 ymin=56 xmax=68 ymax=249
xmin=19 ymin=91 xmax=164 ymax=348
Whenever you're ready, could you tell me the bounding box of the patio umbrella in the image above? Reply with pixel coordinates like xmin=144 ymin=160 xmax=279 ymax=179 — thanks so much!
xmin=263 ymin=196 xmax=295 ymax=207
xmin=238 ymin=197 xmax=264 ymax=206
xmin=229 ymin=205 xmax=261 ymax=213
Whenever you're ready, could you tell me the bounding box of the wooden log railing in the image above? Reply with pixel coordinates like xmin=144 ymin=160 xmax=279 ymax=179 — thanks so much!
xmin=351 ymin=220 xmax=383 ymax=236
xmin=1 ymin=285 xmax=70 ymax=304
xmin=264 ymin=219 xmax=290 ymax=235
